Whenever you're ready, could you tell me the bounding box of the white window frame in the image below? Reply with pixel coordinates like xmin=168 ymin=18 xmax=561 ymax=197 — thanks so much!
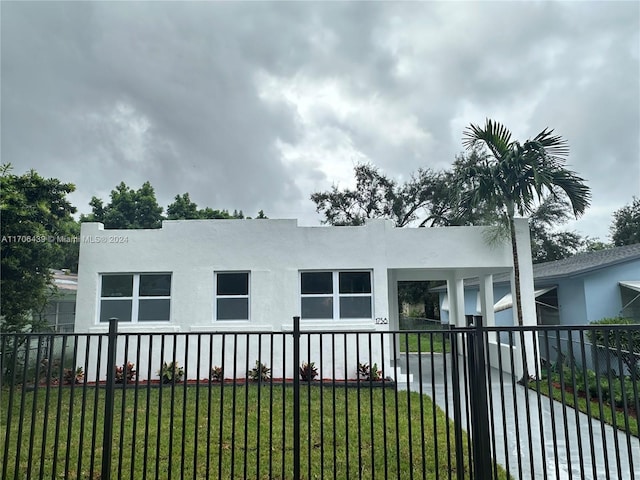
xmin=214 ymin=271 xmax=251 ymax=321
xmin=99 ymin=273 xmax=172 ymax=323
xmin=300 ymin=270 xmax=373 ymax=321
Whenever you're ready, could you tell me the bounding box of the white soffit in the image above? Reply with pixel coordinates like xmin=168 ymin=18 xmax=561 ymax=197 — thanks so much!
xmin=620 ymin=281 xmax=640 ymax=293
xmin=493 ymin=287 xmax=557 ymax=312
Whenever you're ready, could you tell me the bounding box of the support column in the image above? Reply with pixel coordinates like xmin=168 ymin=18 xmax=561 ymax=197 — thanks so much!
xmin=447 ymin=278 xmax=466 ymax=328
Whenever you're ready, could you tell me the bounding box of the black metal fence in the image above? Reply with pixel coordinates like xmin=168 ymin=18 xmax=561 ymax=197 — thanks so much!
xmin=1 ymin=319 xmax=639 ymax=479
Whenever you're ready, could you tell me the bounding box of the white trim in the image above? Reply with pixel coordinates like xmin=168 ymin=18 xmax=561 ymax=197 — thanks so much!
xmin=214 ymin=271 xmax=251 ymax=321
xmin=98 ymin=273 xmax=172 ymax=323
xmin=620 ymin=281 xmax=640 ymax=293
xmin=299 ymin=270 xmax=373 ymax=321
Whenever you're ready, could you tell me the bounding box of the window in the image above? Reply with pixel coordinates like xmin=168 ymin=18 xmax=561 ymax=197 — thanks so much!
xmin=216 ymin=272 xmax=250 ymax=321
xmin=300 ymin=271 xmax=372 ymax=320
xmin=44 ymin=301 xmax=75 ymax=332
xmin=100 ymin=273 xmax=171 ymax=323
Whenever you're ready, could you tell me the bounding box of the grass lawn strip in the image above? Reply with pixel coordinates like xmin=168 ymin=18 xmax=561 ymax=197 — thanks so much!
xmin=2 ymin=384 xmax=510 ymax=479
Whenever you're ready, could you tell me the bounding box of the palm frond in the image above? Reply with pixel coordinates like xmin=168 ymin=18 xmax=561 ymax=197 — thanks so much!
xmin=462 ymin=118 xmax=512 ymax=160
xmin=529 ymin=128 xmax=570 ymax=160
xmin=549 ymin=169 xmax=592 ymax=217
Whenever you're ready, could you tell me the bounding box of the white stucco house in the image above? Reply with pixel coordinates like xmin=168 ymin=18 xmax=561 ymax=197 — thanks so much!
xmin=75 ymin=218 xmax=537 ymax=380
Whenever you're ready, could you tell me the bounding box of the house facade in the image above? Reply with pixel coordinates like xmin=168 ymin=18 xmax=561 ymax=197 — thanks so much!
xmin=75 ymin=218 xmax=536 ymax=380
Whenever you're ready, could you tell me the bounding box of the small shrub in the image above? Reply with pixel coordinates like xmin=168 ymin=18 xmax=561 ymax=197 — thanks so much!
xmin=210 ymin=366 xmax=223 ymax=382
xmin=371 ymin=363 xmax=382 ymax=381
xmin=63 ymin=367 xmax=84 ymax=385
xmin=300 ymin=361 xmax=318 ymax=381
xmin=358 ymin=362 xmax=382 ymax=381
xmin=39 ymin=358 xmax=60 ymax=383
xmin=358 ymin=362 xmax=370 ymax=379
xmin=115 ymin=361 xmax=136 ymax=384
xmin=158 ymin=361 xmax=184 ymax=384
xmin=588 ymin=317 xmax=640 ymax=379
xmin=248 ymin=361 xmax=270 ymax=382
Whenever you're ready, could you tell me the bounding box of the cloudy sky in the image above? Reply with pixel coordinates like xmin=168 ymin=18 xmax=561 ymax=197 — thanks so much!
xmin=2 ymin=1 xmax=639 ymax=241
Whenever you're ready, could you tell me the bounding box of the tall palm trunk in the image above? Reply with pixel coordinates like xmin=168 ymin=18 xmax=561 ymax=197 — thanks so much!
xmin=508 ymin=214 xmax=524 ymax=325
xmin=510 ymin=214 xmax=533 ymax=382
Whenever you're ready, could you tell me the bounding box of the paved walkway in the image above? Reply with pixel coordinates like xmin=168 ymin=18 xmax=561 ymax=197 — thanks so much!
xmin=396 ymin=352 xmax=640 ymax=480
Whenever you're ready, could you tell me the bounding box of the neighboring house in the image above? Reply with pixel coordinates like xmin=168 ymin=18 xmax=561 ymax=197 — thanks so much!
xmin=75 ymin=218 xmax=536 ymax=380
xmin=40 ymin=269 xmax=77 ymax=332
xmin=436 ymin=243 xmax=640 ymax=327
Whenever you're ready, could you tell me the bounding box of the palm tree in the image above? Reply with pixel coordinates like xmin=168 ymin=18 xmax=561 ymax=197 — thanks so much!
xmin=459 ymin=119 xmax=591 ymax=325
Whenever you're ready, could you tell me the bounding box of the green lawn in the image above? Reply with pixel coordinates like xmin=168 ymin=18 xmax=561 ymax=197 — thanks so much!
xmin=397 ymin=318 xmax=451 ymax=354
xmin=1 ymin=384 xmax=509 ymax=479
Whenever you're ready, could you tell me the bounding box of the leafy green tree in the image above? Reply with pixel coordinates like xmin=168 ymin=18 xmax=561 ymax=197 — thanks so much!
xmin=582 ymin=237 xmax=611 ymax=252
xmin=398 ymin=281 xmax=442 ymax=319
xmin=200 ymin=208 xmax=236 ymax=219
xmin=0 ymin=165 xmax=77 ymax=332
xmin=166 ymin=193 xmax=200 ymax=220
xmin=166 ymin=193 xmax=257 ymax=220
xmin=529 ymin=197 xmax=584 ymax=263
xmin=610 ymin=197 xmax=640 ymax=246
xmin=52 ymin=218 xmax=81 ymax=272
xmin=457 ymin=119 xmax=591 ymax=324
xmin=81 ymin=181 xmax=163 ymax=229
xmin=311 ymin=163 xmax=443 ymax=227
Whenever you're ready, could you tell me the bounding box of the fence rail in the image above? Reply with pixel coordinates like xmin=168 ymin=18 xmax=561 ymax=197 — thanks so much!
xmin=1 ymin=320 xmax=639 ymax=479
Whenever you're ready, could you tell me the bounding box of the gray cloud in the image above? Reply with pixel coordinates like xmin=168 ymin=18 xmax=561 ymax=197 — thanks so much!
xmin=2 ymin=1 xmax=638 ymax=238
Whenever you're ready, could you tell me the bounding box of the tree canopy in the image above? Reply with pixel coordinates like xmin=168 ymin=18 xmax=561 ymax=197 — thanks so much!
xmin=0 ymin=165 xmax=77 ymax=332
xmin=166 ymin=193 xmax=246 ymax=220
xmin=610 ymin=197 xmax=640 ymax=246
xmin=528 ymin=197 xmax=584 ymax=263
xmin=81 ymin=181 xmax=164 ymax=229
xmin=310 ymin=163 xmax=446 ymax=227
xmin=82 ymin=182 xmax=264 ymax=228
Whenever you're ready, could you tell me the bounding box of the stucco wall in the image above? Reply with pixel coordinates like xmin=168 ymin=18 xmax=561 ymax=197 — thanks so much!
xmin=77 ymin=219 xmax=517 ymax=332
xmin=76 ymin=218 xmax=524 ymax=379
xmin=581 ymin=260 xmax=640 ymax=323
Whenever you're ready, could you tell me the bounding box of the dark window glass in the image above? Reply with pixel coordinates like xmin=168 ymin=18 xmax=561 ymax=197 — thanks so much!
xmin=217 ymin=273 xmax=249 ymax=296
xmin=339 ymin=272 xmax=371 ymax=294
xmin=58 ymin=302 xmax=75 ymax=314
xmin=339 ymin=297 xmax=372 ymax=318
xmin=138 ymin=299 xmax=171 ymax=321
xmin=217 ymin=298 xmax=249 ymax=320
xmin=301 ymin=272 xmax=333 ymax=294
xmin=100 ymin=300 xmax=132 ymax=322
xmin=301 ymin=297 xmax=333 ymax=319
xmin=139 ymin=274 xmax=171 ymax=296
xmin=102 ymin=275 xmax=133 ymax=297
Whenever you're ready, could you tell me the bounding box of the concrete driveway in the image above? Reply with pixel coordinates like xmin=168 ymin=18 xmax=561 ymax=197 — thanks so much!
xmin=395 ymin=352 xmax=640 ymax=480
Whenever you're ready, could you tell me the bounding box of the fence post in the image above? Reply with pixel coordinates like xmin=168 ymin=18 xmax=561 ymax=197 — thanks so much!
xmin=466 ymin=315 xmax=493 ymax=479
xmin=101 ymin=318 xmax=118 ymax=480
xmin=292 ymin=316 xmax=301 ymax=480
xmin=449 ymin=324 xmax=466 ymax=479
